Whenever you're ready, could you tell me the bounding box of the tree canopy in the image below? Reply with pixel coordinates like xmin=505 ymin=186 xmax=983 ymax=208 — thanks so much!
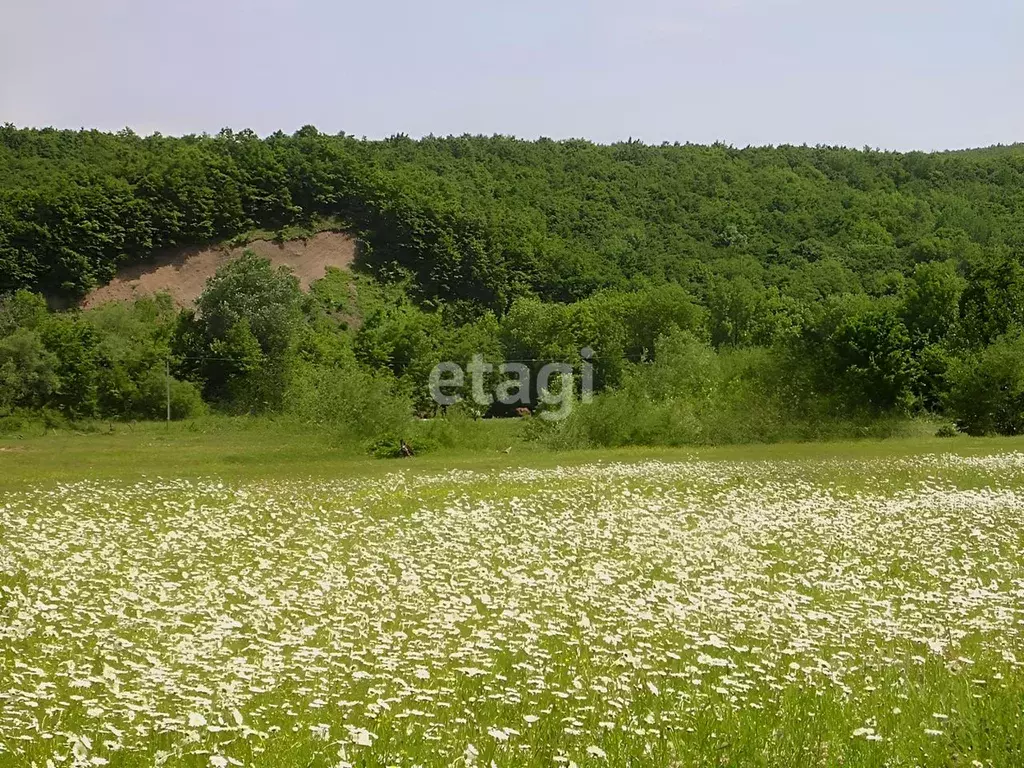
xmin=2 ymin=126 xmax=1024 ymax=440
xmin=3 ymin=125 xmax=1024 ymax=308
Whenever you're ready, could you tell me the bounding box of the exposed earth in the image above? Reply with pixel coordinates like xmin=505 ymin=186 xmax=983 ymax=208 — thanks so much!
xmin=82 ymin=231 xmax=357 ymax=308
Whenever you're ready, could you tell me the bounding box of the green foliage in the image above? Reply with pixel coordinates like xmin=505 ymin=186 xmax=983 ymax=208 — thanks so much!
xmin=133 ymin=368 xmax=207 ymax=421
xmin=179 ymin=252 xmax=303 ymax=411
xmin=945 ymin=331 xmax=1024 ymax=436
xmin=826 ymin=305 xmax=920 ymax=411
xmin=309 ymin=266 xmax=355 ymax=317
xmin=550 ymin=331 xmax=744 ymax=448
xmin=899 ymin=260 xmax=965 ymax=345
xmin=706 ymin=274 xmax=778 ymax=347
xmin=286 ymin=361 xmax=412 ymax=441
xmin=957 ymin=253 xmax=1024 ymax=346
xmin=639 ymin=329 xmax=722 ymax=401
xmin=546 ymin=332 xmax=920 ymax=450
xmin=367 ymin=435 xmax=409 ymax=459
xmin=0 ymin=293 xmax=203 ymax=421
xmin=87 ymin=295 xmax=178 ymax=418
xmin=4 ymin=126 xmax=1024 ymax=315
xmin=39 ymin=315 xmax=101 ymax=419
xmin=0 ymin=328 xmax=59 ymax=414
xmin=196 ymin=251 xmax=302 ymax=358
xmin=0 ymin=290 xmax=49 ymax=334
xmin=2 ymin=126 xmax=1024 ymax=444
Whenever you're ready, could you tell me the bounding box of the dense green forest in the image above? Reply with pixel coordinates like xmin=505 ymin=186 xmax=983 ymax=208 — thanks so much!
xmin=2 ymin=124 xmax=1024 ymax=446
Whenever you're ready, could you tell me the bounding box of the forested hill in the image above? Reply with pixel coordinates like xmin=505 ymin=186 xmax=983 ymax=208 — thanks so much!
xmin=2 ymin=124 xmax=1023 ymax=308
xmin=4 ymin=125 xmax=1024 ymax=441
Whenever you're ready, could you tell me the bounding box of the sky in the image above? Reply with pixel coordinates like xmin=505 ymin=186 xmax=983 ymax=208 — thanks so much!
xmin=1 ymin=0 xmax=1021 ymax=151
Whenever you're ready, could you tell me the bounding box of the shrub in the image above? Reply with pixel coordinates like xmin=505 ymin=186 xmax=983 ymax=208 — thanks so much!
xmin=367 ymin=433 xmax=438 ymax=459
xmin=133 ymin=368 xmax=207 ymax=421
xmin=0 ymin=328 xmax=59 ymax=413
xmin=367 ymin=436 xmax=405 ymax=459
xmin=0 ymin=413 xmax=31 ymax=435
xmin=945 ymin=330 xmax=1024 ymax=436
xmin=287 ymin=362 xmax=412 ymax=442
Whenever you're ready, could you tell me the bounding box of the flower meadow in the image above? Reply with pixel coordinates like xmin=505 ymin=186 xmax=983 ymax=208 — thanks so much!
xmin=2 ymin=453 xmax=1024 ymax=767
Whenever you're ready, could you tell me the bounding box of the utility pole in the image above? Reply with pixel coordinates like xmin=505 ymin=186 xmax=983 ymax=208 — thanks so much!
xmin=165 ymin=358 xmax=171 ymax=423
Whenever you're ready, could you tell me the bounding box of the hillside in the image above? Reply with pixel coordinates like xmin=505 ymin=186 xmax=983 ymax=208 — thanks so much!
xmin=2 ymin=126 xmax=1024 ymax=442
xmin=82 ymin=231 xmax=357 ymax=308
xmin=2 ymin=125 xmax=1023 ymax=308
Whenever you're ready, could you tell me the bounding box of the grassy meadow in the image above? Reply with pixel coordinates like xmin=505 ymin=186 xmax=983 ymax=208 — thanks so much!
xmin=2 ymin=425 xmax=1024 ymax=766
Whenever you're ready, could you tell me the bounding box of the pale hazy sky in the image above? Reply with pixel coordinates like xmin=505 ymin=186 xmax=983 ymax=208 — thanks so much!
xmin=1 ymin=0 xmax=1021 ymax=150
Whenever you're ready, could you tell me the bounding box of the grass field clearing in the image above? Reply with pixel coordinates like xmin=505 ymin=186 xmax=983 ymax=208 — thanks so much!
xmin=2 ymin=431 xmax=1024 ymax=765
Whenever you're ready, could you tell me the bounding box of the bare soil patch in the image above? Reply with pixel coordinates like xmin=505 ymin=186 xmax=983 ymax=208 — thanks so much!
xmin=83 ymin=232 xmax=357 ymax=308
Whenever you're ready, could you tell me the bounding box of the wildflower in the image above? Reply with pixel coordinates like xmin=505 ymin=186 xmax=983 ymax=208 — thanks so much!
xmin=345 ymin=726 xmax=375 ymax=747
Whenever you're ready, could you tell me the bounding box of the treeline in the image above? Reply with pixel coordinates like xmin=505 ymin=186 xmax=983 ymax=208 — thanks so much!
xmin=2 ymin=250 xmax=1022 ymax=444
xmin=3 ymin=125 xmax=1024 ymax=307
xmin=1 ymin=125 xmax=1024 ymax=444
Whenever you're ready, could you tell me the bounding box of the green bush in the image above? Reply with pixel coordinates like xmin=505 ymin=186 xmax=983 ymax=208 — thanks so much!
xmin=286 ymin=362 xmax=412 ymax=441
xmin=0 ymin=327 xmax=59 ymax=413
xmin=544 ymin=333 xmax=921 ymax=450
xmin=0 ymin=412 xmax=31 ymax=435
xmin=945 ymin=331 xmax=1024 ymax=436
xmin=368 ymin=435 xmax=440 ymax=459
xmin=367 ymin=436 xmax=405 ymax=459
xmin=133 ymin=368 xmax=207 ymax=421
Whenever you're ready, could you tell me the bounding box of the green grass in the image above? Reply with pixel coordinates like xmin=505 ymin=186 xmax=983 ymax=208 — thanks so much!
xmin=0 ymin=416 xmax=530 ymax=489
xmin=2 ymin=415 xmax=1022 ymax=489
xmin=226 ymin=215 xmax=352 ymax=247
xmin=1 ymin=424 xmax=1024 ymax=766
